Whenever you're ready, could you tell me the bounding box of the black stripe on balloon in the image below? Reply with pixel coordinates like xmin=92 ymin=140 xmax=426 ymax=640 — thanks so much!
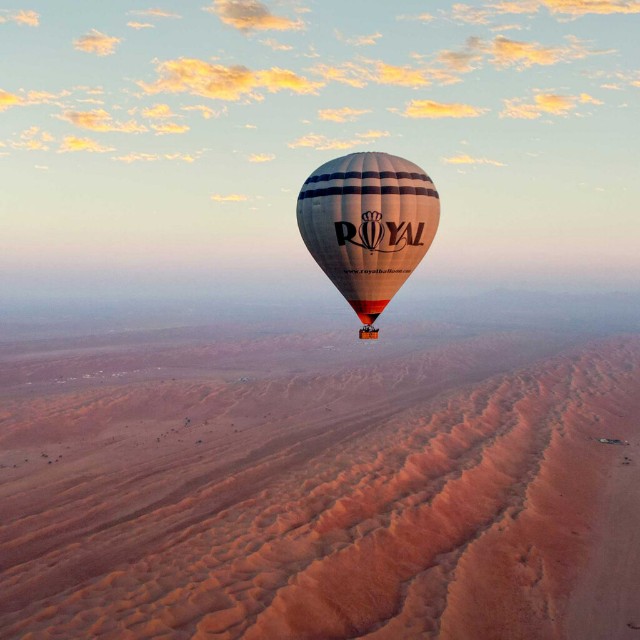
xmin=304 ymin=171 xmax=433 ymax=184
xmin=298 ymin=186 xmax=439 ymax=200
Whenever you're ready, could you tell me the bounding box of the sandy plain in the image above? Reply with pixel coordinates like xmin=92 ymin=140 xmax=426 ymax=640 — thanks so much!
xmin=1 ymin=321 xmax=639 ymax=639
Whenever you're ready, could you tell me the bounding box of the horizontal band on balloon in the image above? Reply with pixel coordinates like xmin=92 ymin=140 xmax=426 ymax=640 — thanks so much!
xmin=298 ymin=186 xmax=439 ymax=200
xmin=304 ymin=171 xmax=433 ymax=184
xmin=348 ymin=299 xmax=390 ymax=325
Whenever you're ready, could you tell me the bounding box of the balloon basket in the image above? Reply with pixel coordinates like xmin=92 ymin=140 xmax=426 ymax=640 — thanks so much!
xmin=359 ymin=326 xmax=379 ymax=340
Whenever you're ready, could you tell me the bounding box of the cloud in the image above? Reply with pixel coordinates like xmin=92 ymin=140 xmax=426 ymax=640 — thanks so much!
xmin=113 ymin=152 xmax=159 ymax=163
xmin=312 ymin=57 xmax=468 ymax=89
xmin=59 ymin=136 xmax=114 ymax=153
xmin=335 ymin=30 xmax=383 ymax=47
xmin=436 ymin=48 xmax=483 ymax=73
xmin=151 ymin=122 xmax=190 ymax=134
xmin=164 ymin=152 xmax=196 ymax=162
xmin=0 ymin=9 xmax=40 ymax=26
xmin=211 ymin=193 xmax=249 ymax=202
xmin=442 ymin=153 xmax=506 ymax=166
xmin=490 ymin=23 xmax=525 ymax=32
xmin=463 ymin=35 xmax=596 ymax=69
xmin=311 ymin=63 xmax=369 ymax=88
xmin=318 ymin=107 xmax=371 ymax=122
xmin=248 ymin=153 xmax=275 ymax=162
xmin=540 ymin=0 xmax=640 ymax=15
xmin=205 ymin=0 xmax=304 ymax=32
xmin=0 ymin=89 xmax=23 ymax=111
xmin=374 ymin=62 xmax=431 ymax=87
xmin=450 ymin=4 xmax=493 ymax=24
xmin=141 ymin=103 xmax=176 ymax=118
xmin=491 ymin=1 xmax=542 ymax=14
xmin=401 ymin=99 xmax=488 ymax=118
xmin=356 ymin=129 xmax=390 ymax=139
xmin=61 ymin=109 xmax=147 ymax=133
xmin=288 ymin=130 xmax=386 ymax=151
xmin=127 ymin=22 xmax=155 ymax=30
xmin=579 ymin=92 xmax=603 ymax=104
xmin=261 ymin=38 xmax=293 ymax=51
xmin=129 ymin=8 xmax=181 ymax=18
xmin=10 ymin=126 xmax=54 ymax=151
xmin=139 ymin=58 xmax=323 ymax=101
xmin=500 ymin=91 xmax=601 ymax=118
xmin=74 ymin=30 xmax=121 ymax=56
xmin=11 ymin=9 xmax=40 ymax=26
xmin=181 ymin=104 xmax=227 ymax=119
xmin=397 ymin=13 xmax=435 ymax=22
xmin=0 ymin=88 xmax=71 ymax=112
xmin=113 ymin=151 xmax=196 ymax=163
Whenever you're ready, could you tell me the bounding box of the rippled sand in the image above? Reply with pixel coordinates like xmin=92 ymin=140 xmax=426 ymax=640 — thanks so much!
xmin=1 ymin=327 xmax=639 ymax=639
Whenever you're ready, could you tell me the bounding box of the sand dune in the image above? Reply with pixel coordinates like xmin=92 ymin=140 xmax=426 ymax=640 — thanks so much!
xmin=0 ymin=328 xmax=638 ymax=639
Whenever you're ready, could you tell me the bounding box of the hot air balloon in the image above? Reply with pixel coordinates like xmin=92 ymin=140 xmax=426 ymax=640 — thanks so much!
xmin=296 ymin=151 xmax=440 ymax=339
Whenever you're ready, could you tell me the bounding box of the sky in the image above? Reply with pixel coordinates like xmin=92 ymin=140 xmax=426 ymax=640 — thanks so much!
xmin=1 ymin=0 xmax=639 ymax=306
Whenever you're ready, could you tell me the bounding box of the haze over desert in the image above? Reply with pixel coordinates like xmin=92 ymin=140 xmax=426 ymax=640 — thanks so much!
xmin=2 ymin=294 xmax=640 ymax=639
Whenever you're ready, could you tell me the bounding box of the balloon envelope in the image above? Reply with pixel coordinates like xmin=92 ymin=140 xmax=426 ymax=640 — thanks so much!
xmin=296 ymin=151 xmax=440 ymax=325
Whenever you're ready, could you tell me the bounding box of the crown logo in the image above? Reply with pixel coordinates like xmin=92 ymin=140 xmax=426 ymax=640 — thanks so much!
xmin=359 ymin=211 xmax=385 ymax=252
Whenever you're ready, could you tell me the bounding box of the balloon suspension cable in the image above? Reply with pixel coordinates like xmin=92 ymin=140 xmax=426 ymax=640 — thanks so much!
xmin=359 ymin=325 xmax=380 ymax=340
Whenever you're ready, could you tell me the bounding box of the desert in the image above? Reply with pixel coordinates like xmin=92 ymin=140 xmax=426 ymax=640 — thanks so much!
xmin=1 ymin=306 xmax=639 ymax=639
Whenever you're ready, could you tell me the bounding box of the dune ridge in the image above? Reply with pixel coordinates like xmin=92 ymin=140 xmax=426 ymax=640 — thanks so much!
xmin=0 ymin=332 xmax=638 ymax=639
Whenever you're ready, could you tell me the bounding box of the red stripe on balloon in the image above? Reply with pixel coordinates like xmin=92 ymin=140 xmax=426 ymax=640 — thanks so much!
xmin=348 ymin=299 xmax=390 ymax=325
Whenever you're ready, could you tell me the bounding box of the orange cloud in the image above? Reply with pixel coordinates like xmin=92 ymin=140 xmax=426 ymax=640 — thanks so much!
xmin=127 ymin=22 xmax=154 ymax=29
xmin=260 ymin=39 xmax=293 ymax=51
xmin=113 ymin=152 xmax=196 ymax=163
xmin=151 ymin=122 xmax=190 ymax=135
xmin=397 ymin=13 xmax=435 ymax=22
xmin=442 ymin=153 xmax=506 ymax=166
xmin=356 ymin=130 xmax=390 ymax=139
xmin=579 ymin=92 xmax=603 ymax=104
xmin=9 ymin=127 xmax=54 ymax=151
xmin=74 ymin=30 xmax=121 ymax=56
xmin=206 ymin=0 xmax=304 ymax=32
xmin=318 ymin=107 xmax=371 ymax=122
xmin=534 ymin=93 xmax=579 ymax=113
xmin=288 ymin=130 xmax=385 ymax=151
xmin=113 ymin=152 xmax=159 ymax=163
xmin=11 ymin=9 xmax=40 ymax=26
xmin=61 ymin=109 xmax=147 ymax=133
xmin=374 ymin=62 xmax=431 ymax=87
xmin=401 ymin=99 xmax=488 ymax=118
xmin=541 ymin=0 xmax=640 ymax=15
xmin=59 ymin=136 xmax=114 ymax=153
xmin=164 ymin=153 xmax=196 ymax=162
xmin=335 ymin=30 xmax=383 ymax=47
xmin=491 ymin=1 xmax=542 ymax=13
xmin=211 ymin=193 xmax=249 ymax=202
xmin=311 ymin=63 xmax=369 ymax=88
xmin=288 ymin=134 xmax=363 ymax=150
xmin=181 ymin=104 xmax=227 ymax=119
xmin=0 ymin=89 xmax=23 ymax=111
xmin=480 ymin=35 xmax=594 ymax=68
xmin=248 ymin=153 xmax=275 ymax=162
xmin=436 ymin=49 xmax=482 ymax=73
xmin=129 ymin=8 xmax=181 ymax=18
xmin=313 ymin=57 xmax=469 ymax=89
xmin=140 ymin=58 xmax=323 ymax=101
xmin=500 ymin=92 xmax=600 ymax=118
xmin=142 ymin=103 xmax=176 ymax=118
xmin=450 ymin=4 xmax=493 ymax=24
